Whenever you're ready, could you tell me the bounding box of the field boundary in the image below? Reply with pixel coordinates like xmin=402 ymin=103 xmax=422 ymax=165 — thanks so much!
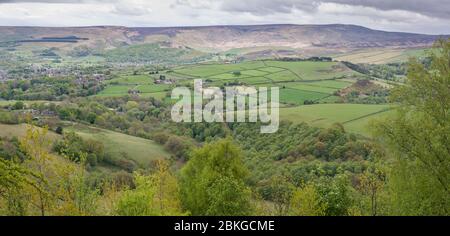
xmin=342 ymin=108 xmax=392 ymax=125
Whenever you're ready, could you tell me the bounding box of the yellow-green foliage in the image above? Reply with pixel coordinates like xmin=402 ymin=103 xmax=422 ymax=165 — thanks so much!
xmin=180 ymin=138 xmax=253 ymax=216
xmin=290 ymin=183 xmax=327 ymax=216
xmin=374 ymin=39 xmax=450 ymax=215
xmin=0 ymin=124 xmax=100 ymax=216
xmin=115 ymin=160 xmax=185 ymax=216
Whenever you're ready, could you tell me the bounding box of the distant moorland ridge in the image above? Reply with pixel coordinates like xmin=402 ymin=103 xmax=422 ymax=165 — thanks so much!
xmin=0 ymin=24 xmax=447 ymax=55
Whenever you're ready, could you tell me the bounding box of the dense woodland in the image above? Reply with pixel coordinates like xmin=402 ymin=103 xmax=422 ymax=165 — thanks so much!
xmin=0 ymin=40 xmax=449 ymax=216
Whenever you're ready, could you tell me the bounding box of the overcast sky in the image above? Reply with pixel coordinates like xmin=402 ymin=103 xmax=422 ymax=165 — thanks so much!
xmin=0 ymin=0 xmax=449 ymax=34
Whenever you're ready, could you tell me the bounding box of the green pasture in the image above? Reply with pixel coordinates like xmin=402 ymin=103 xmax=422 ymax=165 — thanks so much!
xmin=66 ymin=124 xmax=170 ymax=168
xmin=280 ymin=104 xmax=392 ymax=135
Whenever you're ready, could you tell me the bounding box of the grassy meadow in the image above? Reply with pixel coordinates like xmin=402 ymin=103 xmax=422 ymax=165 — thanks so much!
xmin=0 ymin=122 xmax=169 ymax=168
xmin=96 ymin=74 xmax=172 ymax=98
xmin=280 ymin=104 xmax=393 ymax=135
xmin=0 ymin=123 xmax=61 ymax=141
xmin=334 ymin=48 xmax=428 ymax=64
xmin=65 ymin=124 xmax=170 ymax=167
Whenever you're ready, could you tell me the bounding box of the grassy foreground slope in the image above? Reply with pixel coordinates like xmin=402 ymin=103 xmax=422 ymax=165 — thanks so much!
xmin=0 ymin=123 xmax=169 ymax=168
xmin=65 ymin=124 xmax=169 ymax=167
xmin=0 ymin=123 xmax=60 ymax=141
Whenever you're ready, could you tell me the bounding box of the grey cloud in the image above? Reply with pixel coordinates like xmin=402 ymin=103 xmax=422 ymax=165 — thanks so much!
xmin=0 ymin=0 xmax=83 ymax=2
xmin=3 ymin=0 xmax=450 ymax=19
xmin=0 ymin=0 xmax=114 ymax=3
xmin=178 ymin=0 xmax=450 ymax=19
xmin=326 ymin=0 xmax=450 ymax=19
xmin=1 ymin=0 xmax=450 ymax=19
xmin=112 ymin=3 xmax=151 ymax=16
xmin=218 ymin=0 xmax=319 ymax=15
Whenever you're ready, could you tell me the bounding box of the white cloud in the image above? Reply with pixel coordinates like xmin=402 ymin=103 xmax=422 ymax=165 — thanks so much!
xmin=112 ymin=1 xmax=152 ymax=16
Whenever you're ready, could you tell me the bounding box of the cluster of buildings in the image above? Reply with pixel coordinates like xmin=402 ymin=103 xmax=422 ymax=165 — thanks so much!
xmin=75 ymin=74 xmax=106 ymax=86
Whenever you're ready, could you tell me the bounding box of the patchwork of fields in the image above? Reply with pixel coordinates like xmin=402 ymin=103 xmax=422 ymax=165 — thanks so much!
xmin=97 ymin=60 xmax=359 ymax=105
xmin=170 ymin=60 xmax=359 ymax=105
xmin=95 ymin=60 xmax=392 ymax=136
xmin=172 ymin=60 xmax=357 ymax=82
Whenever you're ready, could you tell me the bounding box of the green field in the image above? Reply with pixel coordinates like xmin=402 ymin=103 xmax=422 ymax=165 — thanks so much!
xmin=108 ymin=75 xmax=153 ymax=85
xmin=232 ymin=76 xmax=271 ymax=84
xmin=282 ymin=82 xmax=341 ymax=94
xmin=97 ymin=74 xmax=172 ymax=98
xmin=169 ymin=60 xmax=357 ymax=105
xmin=280 ymin=104 xmax=393 ymax=135
xmin=139 ymin=91 xmax=168 ymax=100
xmin=257 ymin=66 xmax=286 ymax=73
xmin=240 ymin=69 xmax=270 ymax=77
xmin=174 ymin=64 xmax=249 ymax=78
xmin=264 ymin=70 xmax=298 ymax=82
xmin=65 ymin=124 xmax=170 ymax=167
xmin=97 ymin=85 xmax=135 ymax=96
xmin=135 ymin=84 xmax=171 ymax=93
xmin=209 ymin=72 xmax=248 ymax=80
xmin=254 ymin=79 xmax=352 ymax=105
xmin=263 ymin=61 xmax=358 ymax=80
xmin=279 ymin=88 xmax=330 ymax=105
xmin=300 ymin=80 xmax=353 ymax=89
xmin=334 ymin=48 xmax=428 ymax=64
xmin=341 ymin=109 xmax=395 ymax=135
